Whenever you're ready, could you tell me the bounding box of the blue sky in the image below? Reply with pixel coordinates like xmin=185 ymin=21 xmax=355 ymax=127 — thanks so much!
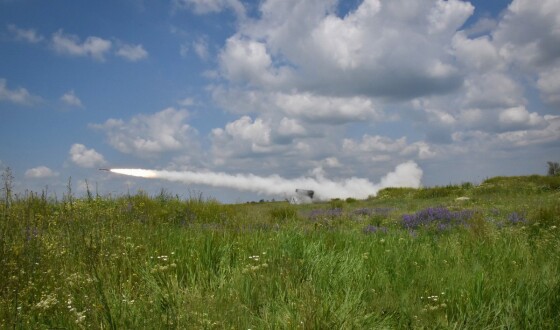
xmin=1 ymin=0 xmax=559 ymax=202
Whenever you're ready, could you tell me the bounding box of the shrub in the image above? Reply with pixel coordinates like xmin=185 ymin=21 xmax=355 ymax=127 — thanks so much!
xmin=375 ymin=187 xmax=416 ymax=200
xmin=330 ymin=199 xmax=345 ymax=209
xmin=413 ymin=185 xmax=465 ymax=199
xmin=547 ymin=161 xmax=560 ymax=176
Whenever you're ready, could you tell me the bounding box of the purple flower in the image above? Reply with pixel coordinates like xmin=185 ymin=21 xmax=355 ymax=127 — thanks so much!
xmin=507 ymin=212 xmax=527 ymax=225
xmin=363 ymin=225 xmax=388 ymax=234
xmin=401 ymin=207 xmax=474 ymax=230
xmin=353 ymin=208 xmax=373 ymax=216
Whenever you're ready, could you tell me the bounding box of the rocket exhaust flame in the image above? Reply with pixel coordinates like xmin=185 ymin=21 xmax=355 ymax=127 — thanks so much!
xmin=109 ymin=168 xmax=158 ymax=178
xmin=105 ymin=161 xmax=423 ymax=200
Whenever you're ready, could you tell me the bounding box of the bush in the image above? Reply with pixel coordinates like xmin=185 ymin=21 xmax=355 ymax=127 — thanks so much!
xmin=330 ymin=199 xmax=345 ymax=209
xmin=477 ymin=175 xmax=560 ymax=195
xmin=375 ymin=187 xmax=416 ymax=200
xmin=413 ymin=185 xmax=464 ymax=199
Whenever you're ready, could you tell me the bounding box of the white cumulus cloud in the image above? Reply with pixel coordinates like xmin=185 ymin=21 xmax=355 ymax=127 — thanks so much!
xmin=51 ymin=30 xmax=112 ymax=61
xmin=116 ymin=43 xmax=148 ymax=61
xmin=537 ymin=67 xmax=560 ymax=108
xmin=211 ymin=116 xmax=274 ymax=157
xmin=343 ymin=135 xmax=437 ymax=161
xmin=218 ymin=0 xmax=472 ymax=99
xmin=92 ymin=108 xmax=199 ymax=157
xmin=0 ymin=78 xmax=40 ymax=105
xmin=7 ymin=24 xmax=44 ymax=43
xmin=60 ymin=90 xmax=83 ymax=108
xmin=499 ymin=106 xmax=546 ymax=130
xmin=195 ymin=41 xmax=209 ymax=61
xmin=212 ymin=88 xmax=382 ymax=124
xmin=25 ymin=166 xmax=59 ymax=178
xmin=173 ymin=0 xmax=246 ymax=17
xmin=69 ymin=144 xmax=107 ymax=168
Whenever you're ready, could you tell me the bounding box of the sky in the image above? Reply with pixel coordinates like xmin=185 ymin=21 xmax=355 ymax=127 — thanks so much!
xmin=1 ymin=0 xmax=559 ymax=203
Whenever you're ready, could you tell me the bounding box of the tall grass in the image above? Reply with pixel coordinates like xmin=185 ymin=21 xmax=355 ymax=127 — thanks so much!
xmin=1 ymin=175 xmax=559 ymax=328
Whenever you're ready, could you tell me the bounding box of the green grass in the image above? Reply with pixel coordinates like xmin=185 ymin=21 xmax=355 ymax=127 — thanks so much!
xmin=1 ymin=175 xmax=559 ymax=328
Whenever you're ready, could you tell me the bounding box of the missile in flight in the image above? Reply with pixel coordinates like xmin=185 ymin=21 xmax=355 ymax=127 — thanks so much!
xmin=98 ymin=168 xmax=111 ymax=171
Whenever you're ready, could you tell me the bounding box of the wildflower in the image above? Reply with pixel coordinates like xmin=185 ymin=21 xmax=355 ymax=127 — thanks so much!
xmin=507 ymin=212 xmax=527 ymax=225
xmin=353 ymin=208 xmax=373 ymax=216
xmin=75 ymin=311 xmax=86 ymax=324
xmin=401 ymin=207 xmax=474 ymax=230
xmin=362 ymin=225 xmax=388 ymax=234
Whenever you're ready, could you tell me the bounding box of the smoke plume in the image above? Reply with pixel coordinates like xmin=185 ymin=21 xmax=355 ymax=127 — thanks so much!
xmin=110 ymin=161 xmax=422 ymax=200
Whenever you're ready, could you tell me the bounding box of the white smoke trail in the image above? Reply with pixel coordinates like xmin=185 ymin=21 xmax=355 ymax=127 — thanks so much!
xmin=109 ymin=161 xmax=422 ymax=200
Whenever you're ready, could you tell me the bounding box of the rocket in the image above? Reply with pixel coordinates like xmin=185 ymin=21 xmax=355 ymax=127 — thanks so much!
xmin=98 ymin=168 xmax=111 ymax=171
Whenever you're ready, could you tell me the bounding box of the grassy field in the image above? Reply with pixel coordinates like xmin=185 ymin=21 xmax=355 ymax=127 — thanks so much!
xmin=1 ymin=175 xmax=560 ymax=329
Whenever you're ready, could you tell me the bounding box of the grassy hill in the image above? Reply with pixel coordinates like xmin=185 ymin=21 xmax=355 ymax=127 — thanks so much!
xmin=1 ymin=175 xmax=559 ymax=328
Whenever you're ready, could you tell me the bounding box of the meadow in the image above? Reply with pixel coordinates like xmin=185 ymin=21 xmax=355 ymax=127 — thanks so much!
xmin=1 ymin=174 xmax=559 ymax=329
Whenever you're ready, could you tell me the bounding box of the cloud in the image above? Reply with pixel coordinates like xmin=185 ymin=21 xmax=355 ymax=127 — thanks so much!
xmin=203 ymin=0 xmax=560 ymax=178
xmin=46 ymin=0 xmax=555 ymax=195
xmin=217 ymin=0 xmax=473 ymax=99
xmin=178 ymin=97 xmax=195 ymax=106
xmin=69 ymin=144 xmax=107 ymax=168
xmin=211 ymin=116 xmax=274 ymax=158
xmin=492 ymin=0 xmax=560 ymax=69
xmin=179 ymin=43 xmax=189 ymax=58
xmin=343 ymin=135 xmax=437 ymax=161
xmin=0 ymin=78 xmax=40 ymax=105
xmin=193 ymin=38 xmax=209 ymax=60
xmin=499 ymin=106 xmax=544 ymax=128
xmin=495 ymin=115 xmax=560 ymax=147
xmin=25 ymin=166 xmax=59 ymax=178
xmin=450 ymin=114 xmax=560 ymax=151
xmin=173 ymin=0 xmax=246 ymax=17
xmin=92 ymin=108 xmax=199 ymax=157
xmin=487 ymin=0 xmax=560 ymax=112
xmin=116 ymin=43 xmax=149 ymax=61
xmin=273 ymin=92 xmax=381 ymax=124
xmin=7 ymin=24 xmax=44 ymax=43
xmin=277 ymin=117 xmax=306 ymax=139
xmin=8 ymin=26 xmax=148 ymax=63
xmin=212 ymin=88 xmax=382 ymax=124
xmin=60 ymin=90 xmax=84 ymax=108
xmin=208 ymin=114 xmax=326 ymax=171
xmin=463 ymin=72 xmax=523 ymax=109
xmin=464 ymin=17 xmax=498 ymax=37
xmin=452 ymin=32 xmax=504 ymax=72
xmin=219 ymin=36 xmax=293 ymax=88
xmin=537 ymin=67 xmax=560 ymax=108
xmin=51 ymin=30 xmax=112 ymax=61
